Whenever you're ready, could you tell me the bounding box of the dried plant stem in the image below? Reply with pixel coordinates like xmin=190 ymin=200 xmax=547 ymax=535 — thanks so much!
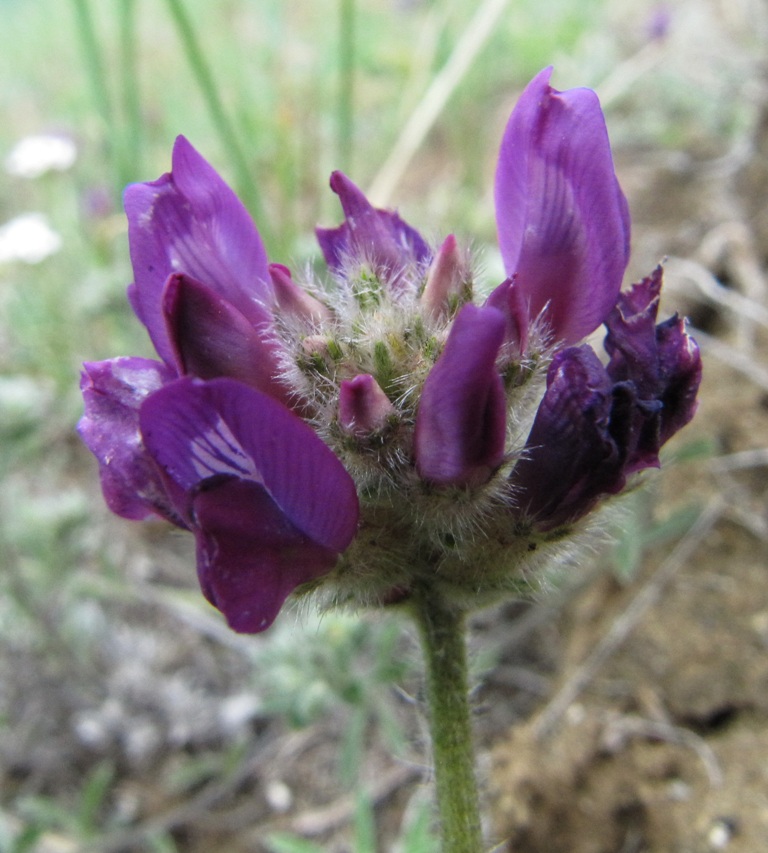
xmin=411 ymin=589 xmax=483 ymax=853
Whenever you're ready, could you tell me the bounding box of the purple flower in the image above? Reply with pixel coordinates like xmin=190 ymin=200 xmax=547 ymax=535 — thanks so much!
xmin=80 ymin=137 xmax=360 ymax=632
xmin=79 ymin=68 xmax=700 ymax=631
xmin=508 ymin=346 xmax=627 ymax=529
xmin=140 ymin=377 xmax=359 ymax=632
xmin=510 ymin=268 xmax=701 ymax=530
xmin=495 ymin=67 xmax=631 ymax=345
xmin=604 ymin=267 xmax=701 ymax=455
xmin=124 ymin=136 xmax=276 ymax=367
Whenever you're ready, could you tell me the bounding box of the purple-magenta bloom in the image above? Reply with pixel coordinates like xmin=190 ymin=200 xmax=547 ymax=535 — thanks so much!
xmin=140 ymin=377 xmax=359 ymax=632
xmin=79 ymin=67 xmax=700 ymax=630
xmin=495 ymin=67 xmax=631 ymax=346
xmin=508 ymin=346 xmax=627 ymax=529
xmin=124 ymin=136 xmax=275 ymax=366
xmin=80 ymin=136 xmax=360 ymax=632
xmin=604 ymin=267 xmax=702 ymax=456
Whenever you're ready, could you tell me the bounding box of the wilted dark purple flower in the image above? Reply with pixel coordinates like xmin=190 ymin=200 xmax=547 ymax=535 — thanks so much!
xmin=511 ymin=267 xmax=701 ymax=531
xmin=79 ymin=68 xmax=700 ymax=632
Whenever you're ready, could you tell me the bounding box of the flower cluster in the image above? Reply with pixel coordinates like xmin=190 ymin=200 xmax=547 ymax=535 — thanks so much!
xmin=79 ymin=68 xmax=701 ymax=633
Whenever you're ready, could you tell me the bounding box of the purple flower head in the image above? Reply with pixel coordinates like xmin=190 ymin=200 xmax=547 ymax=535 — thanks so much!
xmin=79 ymin=68 xmax=700 ymax=631
xmin=495 ymin=67 xmax=631 ymax=345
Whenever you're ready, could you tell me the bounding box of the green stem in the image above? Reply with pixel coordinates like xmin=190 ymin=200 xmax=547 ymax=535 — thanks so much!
xmin=163 ymin=0 xmax=269 ymax=238
xmin=411 ymin=589 xmax=483 ymax=853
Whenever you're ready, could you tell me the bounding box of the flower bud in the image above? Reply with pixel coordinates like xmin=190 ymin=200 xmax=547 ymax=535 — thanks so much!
xmin=339 ymin=374 xmax=395 ymax=436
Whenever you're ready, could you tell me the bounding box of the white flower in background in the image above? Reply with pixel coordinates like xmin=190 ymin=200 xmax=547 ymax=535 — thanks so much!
xmin=0 ymin=213 xmax=62 ymax=264
xmin=5 ymin=133 xmax=77 ymax=179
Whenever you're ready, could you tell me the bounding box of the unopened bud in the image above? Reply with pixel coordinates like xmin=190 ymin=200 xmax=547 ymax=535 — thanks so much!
xmin=339 ymin=374 xmax=395 ymax=436
xmin=270 ymin=263 xmax=332 ymax=325
xmin=420 ymin=235 xmax=468 ymax=320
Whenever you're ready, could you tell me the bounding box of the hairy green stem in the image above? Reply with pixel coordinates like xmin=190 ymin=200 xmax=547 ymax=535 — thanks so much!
xmin=412 ymin=589 xmax=483 ymax=853
xmin=163 ymin=0 xmax=269 ymax=238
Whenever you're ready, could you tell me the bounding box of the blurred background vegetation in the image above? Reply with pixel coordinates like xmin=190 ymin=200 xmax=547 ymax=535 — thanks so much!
xmin=1 ymin=0 xmax=766 ymax=850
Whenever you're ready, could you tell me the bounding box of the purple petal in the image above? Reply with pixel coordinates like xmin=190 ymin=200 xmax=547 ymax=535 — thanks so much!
xmin=192 ymin=478 xmax=339 ymax=633
xmin=495 ymin=67 xmax=631 ymax=345
xmin=511 ymin=346 xmax=624 ymax=529
xmin=655 ymin=315 xmax=701 ymax=443
xmin=139 ymin=377 xmax=359 ymax=554
xmin=162 ymin=272 xmax=291 ymax=405
xmin=316 ymin=171 xmax=430 ymax=283
xmin=484 ymin=276 xmax=530 ymax=356
xmin=605 ymin=267 xmax=702 ymax=452
xmin=604 ymin=267 xmax=663 ymax=395
xmin=124 ymin=136 xmax=273 ymax=364
xmin=415 ymin=304 xmax=507 ymax=487
xmin=78 ymin=358 xmax=184 ymax=525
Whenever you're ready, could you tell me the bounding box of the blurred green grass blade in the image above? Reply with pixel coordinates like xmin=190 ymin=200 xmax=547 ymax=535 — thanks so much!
xmin=338 ymin=0 xmax=356 ymax=174
xmin=339 ymin=704 xmax=368 ymax=787
xmin=118 ymin=0 xmax=142 ymax=182
xmin=352 ymin=791 xmax=377 ymax=853
xmin=265 ymin=834 xmax=325 ymax=853
xmin=70 ymin=0 xmax=117 ymax=187
xmin=368 ymin=0 xmax=511 ymax=205
xmin=70 ymin=0 xmax=113 ymax=127
xmin=400 ymin=796 xmax=440 ymax=853
xmin=163 ymin=0 xmax=269 ymax=239
xmin=77 ymin=762 xmax=115 ymax=836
